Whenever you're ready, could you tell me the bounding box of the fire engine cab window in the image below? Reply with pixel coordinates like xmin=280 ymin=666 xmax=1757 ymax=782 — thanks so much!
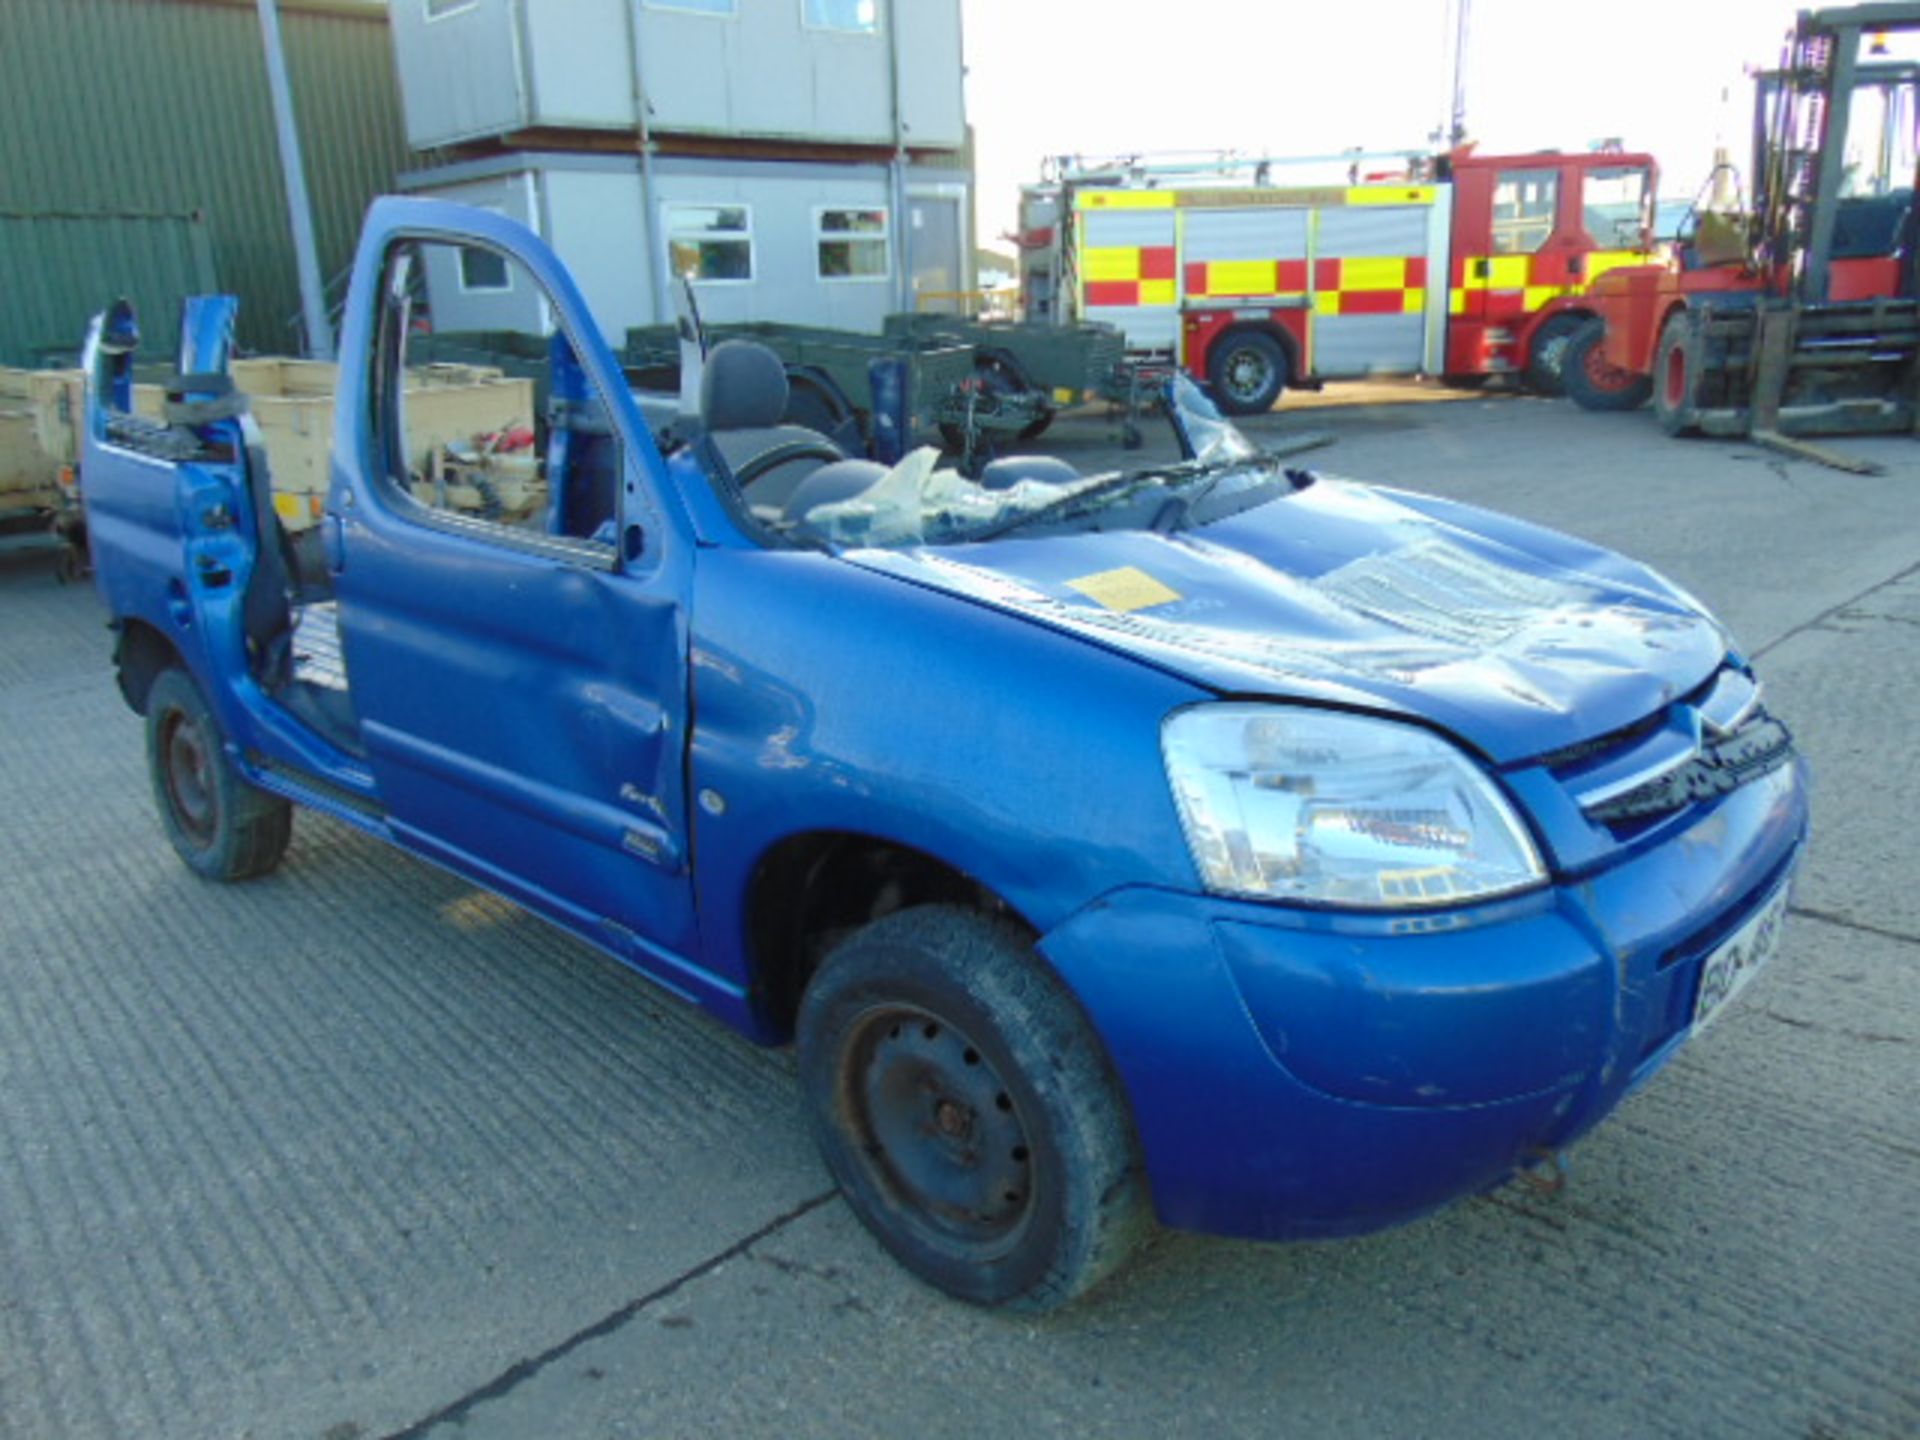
xmin=1491 ymin=169 xmax=1559 ymax=254
xmin=816 ymin=207 xmax=889 ymax=278
xmin=370 ymin=240 xmax=622 ymax=554
xmin=1582 ymin=166 xmax=1650 ymax=248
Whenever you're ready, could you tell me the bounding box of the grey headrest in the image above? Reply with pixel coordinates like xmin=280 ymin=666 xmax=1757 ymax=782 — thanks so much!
xmin=978 ymin=454 xmax=1081 ymax=491
xmin=783 ymin=459 xmax=889 ymax=521
xmin=701 ymin=340 xmax=789 ymax=431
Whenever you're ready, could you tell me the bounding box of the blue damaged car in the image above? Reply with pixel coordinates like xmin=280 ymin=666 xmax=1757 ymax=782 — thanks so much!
xmin=81 ymin=200 xmax=1806 ymax=1310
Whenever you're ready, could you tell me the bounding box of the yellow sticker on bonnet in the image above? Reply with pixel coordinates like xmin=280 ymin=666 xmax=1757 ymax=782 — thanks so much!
xmin=1065 ymin=566 xmax=1183 ymax=613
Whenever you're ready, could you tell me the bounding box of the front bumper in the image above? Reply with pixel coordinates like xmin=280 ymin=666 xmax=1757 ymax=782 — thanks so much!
xmin=1037 ymin=757 xmax=1808 ymax=1242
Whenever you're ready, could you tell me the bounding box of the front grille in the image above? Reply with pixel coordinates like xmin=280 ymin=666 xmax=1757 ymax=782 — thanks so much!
xmin=1585 ymin=715 xmax=1795 ymax=824
xmin=1534 ymin=666 xmax=1792 ymax=837
xmin=1533 ymin=709 xmax=1669 ymax=771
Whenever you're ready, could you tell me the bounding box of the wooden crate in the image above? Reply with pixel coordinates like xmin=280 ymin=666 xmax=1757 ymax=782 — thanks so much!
xmin=2 ymin=367 xmax=165 ymax=480
xmin=227 ymin=358 xmax=535 ymax=529
xmin=0 ymin=370 xmax=54 ymax=498
xmin=1 ymin=360 xmax=535 ymax=530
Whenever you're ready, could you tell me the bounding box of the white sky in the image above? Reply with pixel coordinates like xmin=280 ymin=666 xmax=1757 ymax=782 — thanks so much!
xmin=961 ymin=0 xmax=1814 ymax=250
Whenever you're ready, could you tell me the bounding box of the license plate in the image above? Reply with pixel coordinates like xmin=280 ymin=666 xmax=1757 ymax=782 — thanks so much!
xmin=1692 ymin=882 xmax=1791 ymax=1034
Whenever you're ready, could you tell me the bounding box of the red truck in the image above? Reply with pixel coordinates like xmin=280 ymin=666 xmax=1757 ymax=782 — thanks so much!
xmin=1020 ymin=145 xmax=1659 ymax=412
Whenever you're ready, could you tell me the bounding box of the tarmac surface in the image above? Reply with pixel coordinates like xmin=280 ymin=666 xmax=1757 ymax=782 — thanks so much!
xmin=2 ymin=386 xmax=1917 ymax=1439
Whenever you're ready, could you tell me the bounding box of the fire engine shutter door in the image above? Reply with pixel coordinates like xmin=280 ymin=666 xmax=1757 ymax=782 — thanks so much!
xmin=1079 ymin=210 xmax=1179 ymax=349
xmin=1313 ymin=206 xmax=1429 ymax=378
xmin=1182 ymin=209 xmax=1310 ymax=298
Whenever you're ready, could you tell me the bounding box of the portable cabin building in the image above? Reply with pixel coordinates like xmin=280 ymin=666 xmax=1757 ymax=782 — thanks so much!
xmin=388 ymin=0 xmax=975 ymax=339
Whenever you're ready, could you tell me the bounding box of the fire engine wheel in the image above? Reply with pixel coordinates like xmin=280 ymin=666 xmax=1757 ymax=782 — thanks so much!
xmin=1653 ymin=315 xmax=1702 ymax=437
xmin=1524 ymin=313 xmax=1590 ymax=397
xmin=1562 ymin=320 xmax=1652 ymax=413
xmin=1207 ymin=330 xmax=1288 ymax=416
xmin=797 ymin=905 xmax=1151 ymax=1312
xmin=146 ymin=668 xmax=292 ymax=882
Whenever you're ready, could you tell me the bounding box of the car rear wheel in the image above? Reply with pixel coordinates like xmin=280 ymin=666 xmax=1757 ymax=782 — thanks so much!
xmin=146 ymin=667 xmax=292 ymax=881
xmin=797 ymin=905 xmax=1151 ymax=1311
xmin=1562 ymin=319 xmax=1652 ymax=412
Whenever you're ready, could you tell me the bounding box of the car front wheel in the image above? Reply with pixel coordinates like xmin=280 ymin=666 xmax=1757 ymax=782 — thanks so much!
xmin=797 ymin=905 xmax=1151 ymax=1310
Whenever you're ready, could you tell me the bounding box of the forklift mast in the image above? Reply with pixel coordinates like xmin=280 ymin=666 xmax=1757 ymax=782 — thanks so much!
xmin=1754 ymin=3 xmax=1920 ymax=302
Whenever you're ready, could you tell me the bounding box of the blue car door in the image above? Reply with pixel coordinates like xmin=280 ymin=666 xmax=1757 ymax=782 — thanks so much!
xmin=324 ymin=201 xmax=701 ymax=979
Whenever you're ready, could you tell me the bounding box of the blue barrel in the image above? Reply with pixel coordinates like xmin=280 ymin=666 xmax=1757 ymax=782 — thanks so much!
xmin=867 ymin=356 xmax=910 ymax=465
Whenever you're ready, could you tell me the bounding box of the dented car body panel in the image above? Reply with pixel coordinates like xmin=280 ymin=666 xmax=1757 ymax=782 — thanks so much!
xmin=81 ymin=199 xmax=1808 ymax=1246
xmin=844 ymin=480 xmax=1730 ymax=766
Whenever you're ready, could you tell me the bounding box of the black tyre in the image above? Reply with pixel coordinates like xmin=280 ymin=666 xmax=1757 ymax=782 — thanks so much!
xmin=797 ymin=905 xmax=1151 ymax=1311
xmin=1206 ymin=328 xmax=1288 ymax=415
xmin=1523 ymin=312 xmax=1589 ymax=397
xmin=783 ymin=372 xmax=856 ymax=440
xmin=146 ymin=667 xmax=292 ymax=881
xmin=1652 ymin=313 xmax=1702 ymax=436
xmin=1562 ymin=319 xmax=1652 ymax=412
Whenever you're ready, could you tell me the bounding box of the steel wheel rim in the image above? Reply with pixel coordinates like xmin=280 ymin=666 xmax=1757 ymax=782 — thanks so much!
xmin=1223 ymin=347 xmax=1273 ymax=403
xmin=839 ymin=1004 xmax=1035 ymax=1252
xmin=161 ymin=707 xmax=218 ymax=846
xmin=1663 ymin=338 xmax=1687 ymax=409
xmin=1538 ymin=332 xmax=1572 ymax=378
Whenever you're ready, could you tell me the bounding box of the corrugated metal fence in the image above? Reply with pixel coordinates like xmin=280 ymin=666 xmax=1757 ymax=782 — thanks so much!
xmin=0 ymin=0 xmax=411 ymax=364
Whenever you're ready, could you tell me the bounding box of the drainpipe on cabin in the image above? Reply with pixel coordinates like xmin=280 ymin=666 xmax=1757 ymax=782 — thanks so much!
xmin=884 ymin=0 xmax=909 ymax=318
xmin=255 ymin=0 xmax=333 ymax=360
xmin=626 ymin=0 xmax=668 ymax=326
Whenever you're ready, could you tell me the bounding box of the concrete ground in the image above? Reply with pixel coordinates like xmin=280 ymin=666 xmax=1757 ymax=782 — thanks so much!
xmin=2 ymin=389 xmax=1916 ymax=1440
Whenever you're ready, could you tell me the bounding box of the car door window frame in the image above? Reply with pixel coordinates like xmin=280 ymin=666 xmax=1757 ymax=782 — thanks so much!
xmin=366 ymin=236 xmax=645 ymax=574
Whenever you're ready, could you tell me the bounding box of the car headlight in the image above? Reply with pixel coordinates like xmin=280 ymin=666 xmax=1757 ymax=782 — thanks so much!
xmin=1161 ymin=704 xmax=1546 ymax=908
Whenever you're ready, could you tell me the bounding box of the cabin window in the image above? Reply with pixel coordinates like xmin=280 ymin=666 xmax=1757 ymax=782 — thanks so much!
xmin=666 ymin=204 xmax=754 ymax=283
xmin=816 ymin=207 xmax=890 ymax=280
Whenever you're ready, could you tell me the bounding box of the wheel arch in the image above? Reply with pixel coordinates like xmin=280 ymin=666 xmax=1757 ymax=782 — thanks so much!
xmin=113 ymin=617 xmax=184 ymax=715
xmin=1198 ymin=320 xmax=1297 ymax=416
xmin=743 ymin=828 xmax=1037 ymax=1040
xmin=1518 ymin=303 xmax=1593 ymax=355
xmin=1205 ymin=318 xmax=1300 ymax=379
xmin=1654 ymin=297 xmax=1693 ymax=338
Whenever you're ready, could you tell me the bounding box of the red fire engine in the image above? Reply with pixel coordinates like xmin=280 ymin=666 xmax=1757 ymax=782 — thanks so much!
xmin=1018 ymin=146 xmax=1659 ymax=414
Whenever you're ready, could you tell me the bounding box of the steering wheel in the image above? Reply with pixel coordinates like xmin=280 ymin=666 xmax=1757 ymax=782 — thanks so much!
xmin=733 ymin=437 xmax=847 ymax=489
